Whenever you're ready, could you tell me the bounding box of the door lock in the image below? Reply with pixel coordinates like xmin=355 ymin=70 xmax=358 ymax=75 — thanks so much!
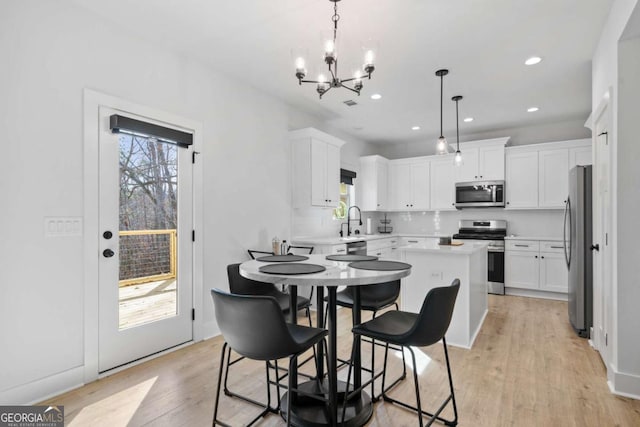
xmin=103 ymin=249 xmax=115 ymax=258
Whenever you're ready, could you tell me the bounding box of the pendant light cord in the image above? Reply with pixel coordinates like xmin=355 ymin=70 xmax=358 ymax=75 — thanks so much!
xmin=456 ymin=98 xmax=460 ymax=150
xmin=440 ymin=74 xmax=444 ymax=137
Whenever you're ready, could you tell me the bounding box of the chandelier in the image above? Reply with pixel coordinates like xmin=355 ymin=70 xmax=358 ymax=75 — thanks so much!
xmin=295 ymin=0 xmax=375 ymax=99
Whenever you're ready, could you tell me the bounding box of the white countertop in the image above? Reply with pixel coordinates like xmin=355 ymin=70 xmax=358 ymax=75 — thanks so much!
xmin=505 ymin=236 xmax=563 ymax=241
xmin=400 ymin=241 xmax=488 ymax=255
xmin=292 ymin=233 xmax=446 ymax=246
xmin=239 ymin=254 xmax=411 ymax=286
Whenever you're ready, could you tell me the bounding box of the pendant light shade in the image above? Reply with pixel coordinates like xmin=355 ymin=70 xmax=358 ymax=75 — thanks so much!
xmin=435 ymin=69 xmax=449 ymax=154
xmin=452 ymin=95 xmax=463 ymax=166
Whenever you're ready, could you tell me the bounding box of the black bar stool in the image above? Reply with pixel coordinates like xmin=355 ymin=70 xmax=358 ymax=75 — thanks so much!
xmin=211 ymin=288 xmax=329 ymax=426
xmin=323 ymin=280 xmax=407 ymax=399
xmin=342 ymin=279 xmax=461 ymax=427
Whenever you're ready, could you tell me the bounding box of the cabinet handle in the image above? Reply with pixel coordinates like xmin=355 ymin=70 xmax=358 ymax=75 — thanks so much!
xmin=507 ymin=201 xmax=510 ymax=205
xmin=550 ymin=246 xmax=563 ymax=249
xmin=515 ymin=244 xmax=529 ymax=247
xmin=475 ymin=175 xmax=478 ymax=179
xmin=408 ymin=240 xmax=418 ymax=243
xmin=377 ymin=252 xmax=382 ymax=256
xmin=535 ymin=255 xmax=538 ymax=258
xmin=541 ymin=256 xmax=545 ymax=259
xmin=336 ymin=249 xmax=346 ymax=253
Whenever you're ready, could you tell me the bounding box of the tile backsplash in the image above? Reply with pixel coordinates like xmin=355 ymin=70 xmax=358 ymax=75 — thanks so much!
xmin=293 ymin=207 xmax=565 ymax=239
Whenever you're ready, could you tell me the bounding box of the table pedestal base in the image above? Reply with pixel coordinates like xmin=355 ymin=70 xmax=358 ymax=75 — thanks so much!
xmin=281 ymin=379 xmax=373 ymax=427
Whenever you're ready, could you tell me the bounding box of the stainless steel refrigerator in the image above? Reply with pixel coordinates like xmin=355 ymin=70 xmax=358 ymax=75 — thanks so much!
xmin=563 ymin=165 xmax=593 ymax=338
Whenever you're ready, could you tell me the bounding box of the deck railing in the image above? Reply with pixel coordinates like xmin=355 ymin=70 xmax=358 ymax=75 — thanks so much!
xmin=119 ymin=229 xmax=177 ymax=287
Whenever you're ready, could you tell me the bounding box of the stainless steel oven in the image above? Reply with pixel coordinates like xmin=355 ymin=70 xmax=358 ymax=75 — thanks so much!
xmin=455 ymin=180 xmax=505 ymax=208
xmin=453 ymin=220 xmax=507 ymax=295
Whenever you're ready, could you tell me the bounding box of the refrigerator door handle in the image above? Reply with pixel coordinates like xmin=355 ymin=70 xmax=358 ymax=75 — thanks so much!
xmin=563 ymin=196 xmax=572 ymax=268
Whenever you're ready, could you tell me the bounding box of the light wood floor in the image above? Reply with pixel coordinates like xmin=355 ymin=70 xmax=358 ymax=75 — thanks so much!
xmin=43 ymin=295 xmax=640 ymax=426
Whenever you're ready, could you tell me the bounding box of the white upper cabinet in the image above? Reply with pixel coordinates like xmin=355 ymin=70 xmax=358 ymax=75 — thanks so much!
xmin=389 ymin=158 xmax=430 ymax=210
xmin=359 ymin=155 xmax=388 ymax=211
xmin=505 ymin=138 xmax=591 ymax=210
xmin=505 ymin=150 xmax=539 ymax=208
xmin=290 ymin=128 xmax=345 ymax=209
xmin=430 ymin=155 xmax=456 ymax=210
xmin=569 ymin=145 xmax=592 ymax=169
xmin=538 ymin=149 xmax=569 ymax=208
xmin=455 ymin=138 xmax=508 ymax=182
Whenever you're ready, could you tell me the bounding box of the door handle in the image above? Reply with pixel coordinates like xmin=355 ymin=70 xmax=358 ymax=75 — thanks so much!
xmin=103 ymin=249 xmax=115 ymax=258
xmin=590 ymin=244 xmax=600 ymax=252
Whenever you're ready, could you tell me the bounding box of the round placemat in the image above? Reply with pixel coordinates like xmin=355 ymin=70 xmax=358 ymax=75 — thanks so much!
xmin=259 ymin=263 xmax=326 ymax=275
xmin=348 ymin=260 xmax=412 ymax=271
xmin=256 ymin=255 xmax=309 ymax=262
xmin=325 ymin=254 xmax=379 ymax=262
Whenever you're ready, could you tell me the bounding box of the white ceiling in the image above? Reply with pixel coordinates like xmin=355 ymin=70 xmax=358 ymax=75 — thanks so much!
xmin=71 ymin=0 xmax=613 ymax=145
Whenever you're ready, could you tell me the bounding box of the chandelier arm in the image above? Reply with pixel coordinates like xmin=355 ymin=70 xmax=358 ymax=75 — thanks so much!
xmin=340 ymin=85 xmax=360 ymax=94
xmin=319 ymin=86 xmax=333 ymax=99
xmin=300 ymin=79 xmax=321 ymax=84
xmin=340 ymin=76 xmax=358 ymax=83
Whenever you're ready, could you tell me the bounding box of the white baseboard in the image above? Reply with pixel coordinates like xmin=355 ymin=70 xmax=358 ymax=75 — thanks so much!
xmin=608 ymin=369 xmax=640 ymax=400
xmin=0 ymin=366 xmax=84 ymax=405
xmin=505 ymin=287 xmax=568 ymax=301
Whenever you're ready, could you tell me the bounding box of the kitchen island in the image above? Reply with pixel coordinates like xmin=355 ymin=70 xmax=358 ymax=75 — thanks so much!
xmin=399 ymin=241 xmax=488 ymax=348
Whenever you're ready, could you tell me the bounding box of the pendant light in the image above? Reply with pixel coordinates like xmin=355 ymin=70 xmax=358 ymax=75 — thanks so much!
xmin=452 ymin=95 xmax=463 ymax=166
xmin=435 ymin=69 xmax=449 ymax=154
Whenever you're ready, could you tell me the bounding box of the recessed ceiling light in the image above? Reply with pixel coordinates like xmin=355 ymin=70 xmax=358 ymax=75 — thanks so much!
xmin=370 ymin=93 xmax=382 ymax=100
xmin=527 ymin=107 xmax=539 ymax=112
xmin=463 ymin=117 xmax=474 ymax=122
xmin=525 ymin=56 xmax=542 ymax=66
xmin=411 ymin=126 xmax=420 ymax=131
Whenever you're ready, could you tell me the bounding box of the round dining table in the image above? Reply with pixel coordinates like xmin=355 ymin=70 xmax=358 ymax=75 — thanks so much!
xmin=240 ymin=254 xmax=411 ymax=427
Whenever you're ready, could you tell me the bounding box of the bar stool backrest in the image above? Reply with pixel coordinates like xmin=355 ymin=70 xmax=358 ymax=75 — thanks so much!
xmin=227 ymin=263 xmax=279 ymax=296
xmin=345 ymin=280 xmax=400 ymax=303
xmin=211 ymin=288 xmax=299 ymax=361
xmin=405 ymin=279 xmax=460 ymax=347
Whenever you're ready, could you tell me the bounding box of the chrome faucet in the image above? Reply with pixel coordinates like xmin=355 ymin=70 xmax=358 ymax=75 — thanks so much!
xmin=346 ymin=205 xmax=363 ymax=237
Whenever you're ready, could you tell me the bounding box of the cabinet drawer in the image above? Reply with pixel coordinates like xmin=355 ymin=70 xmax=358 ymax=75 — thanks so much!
xmin=367 ymin=238 xmax=394 ymax=251
xmin=506 ymin=240 xmax=540 ymax=252
xmin=540 ymin=241 xmax=565 ymax=253
xmin=401 ymin=237 xmax=427 ymax=246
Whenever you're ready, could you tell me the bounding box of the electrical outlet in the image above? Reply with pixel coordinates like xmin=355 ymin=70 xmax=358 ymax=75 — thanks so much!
xmin=44 ymin=217 xmax=83 ymax=237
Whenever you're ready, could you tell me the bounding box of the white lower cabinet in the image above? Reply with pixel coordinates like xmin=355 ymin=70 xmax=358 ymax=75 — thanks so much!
xmin=505 ymin=250 xmax=540 ymax=289
xmin=367 ymin=237 xmax=399 ymax=260
xmin=505 ymin=240 xmax=568 ymax=294
xmin=314 ymin=244 xmax=347 ymax=255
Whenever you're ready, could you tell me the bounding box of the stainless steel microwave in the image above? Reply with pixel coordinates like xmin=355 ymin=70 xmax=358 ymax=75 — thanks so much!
xmin=455 ymin=180 xmax=505 ymax=208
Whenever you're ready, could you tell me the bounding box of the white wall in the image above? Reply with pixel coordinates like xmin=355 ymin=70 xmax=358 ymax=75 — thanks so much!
xmin=0 ymin=0 xmax=298 ymax=403
xmin=591 ymin=0 xmax=640 ymax=398
xmin=616 ymin=31 xmax=640 ymax=390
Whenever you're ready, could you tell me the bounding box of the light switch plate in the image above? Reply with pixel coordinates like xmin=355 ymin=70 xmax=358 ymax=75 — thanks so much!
xmin=44 ymin=217 xmax=83 ymax=237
